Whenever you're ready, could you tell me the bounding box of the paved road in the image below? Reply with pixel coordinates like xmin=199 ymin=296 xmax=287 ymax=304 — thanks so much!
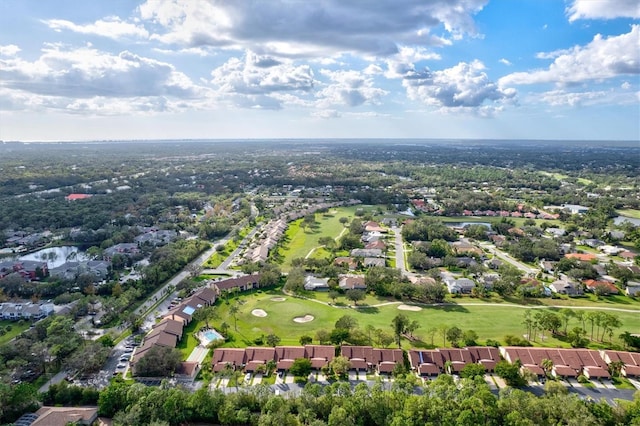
xmin=391 ymin=226 xmax=413 ymax=278
xmin=480 ymin=242 xmax=539 ymax=275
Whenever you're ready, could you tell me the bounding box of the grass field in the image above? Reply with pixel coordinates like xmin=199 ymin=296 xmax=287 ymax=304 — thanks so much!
xmin=213 ymin=289 xmax=640 ymax=350
xmin=617 ymin=209 xmax=640 ymax=219
xmin=0 ymin=320 xmax=31 ymax=345
xmin=279 ymin=206 xmax=360 ymax=271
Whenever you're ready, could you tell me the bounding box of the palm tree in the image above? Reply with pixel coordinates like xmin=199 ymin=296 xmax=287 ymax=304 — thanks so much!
xmin=229 ymin=303 xmax=239 ymax=331
xmin=541 ymin=358 xmax=553 ymax=378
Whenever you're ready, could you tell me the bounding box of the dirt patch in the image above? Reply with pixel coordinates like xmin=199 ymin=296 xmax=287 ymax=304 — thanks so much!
xmin=293 ymin=314 xmax=315 ymax=323
xmin=270 ymin=297 xmax=286 ymax=302
xmin=251 ymin=309 xmax=268 ymax=317
xmin=397 ymin=304 xmax=422 ymax=312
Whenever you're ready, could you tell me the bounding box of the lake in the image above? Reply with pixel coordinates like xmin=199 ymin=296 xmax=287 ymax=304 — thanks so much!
xmin=445 ymin=222 xmax=493 ymax=228
xmin=19 ymin=246 xmax=88 ymax=268
xmin=614 ymin=216 xmax=640 ymax=226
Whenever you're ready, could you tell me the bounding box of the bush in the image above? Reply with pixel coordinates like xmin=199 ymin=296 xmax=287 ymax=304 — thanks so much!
xmin=485 ymin=339 xmax=500 ymax=347
xmin=577 ymin=374 xmax=589 ymax=384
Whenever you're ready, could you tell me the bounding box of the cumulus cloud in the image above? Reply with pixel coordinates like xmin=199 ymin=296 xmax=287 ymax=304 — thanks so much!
xmin=209 ymin=51 xmax=314 ymax=109
xmin=0 ymin=44 xmax=21 ymax=56
xmin=403 ymin=60 xmax=516 ymax=113
xmin=499 ymin=58 xmax=512 ymax=66
xmin=316 ymin=69 xmax=388 ymax=108
xmin=138 ymin=0 xmax=486 ymax=58
xmin=0 ymin=45 xmax=198 ymax=99
xmin=567 ymin=0 xmax=640 ymax=21
xmin=500 ymin=25 xmax=640 ymax=86
xmin=43 ymin=16 xmax=149 ymax=40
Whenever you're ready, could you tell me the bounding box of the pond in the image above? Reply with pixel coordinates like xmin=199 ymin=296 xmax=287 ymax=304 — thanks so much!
xmin=445 ymin=222 xmax=493 ymax=228
xmin=614 ymin=216 xmax=640 ymax=226
xmin=19 ymin=246 xmax=88 ymax=268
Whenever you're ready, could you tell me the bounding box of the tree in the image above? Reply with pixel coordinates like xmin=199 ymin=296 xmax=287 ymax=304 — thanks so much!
xmin=289 ymin=358 xmax=312 ymax=378
xmin=284 ymin=267 xmax=306 ymax=294
xmin=328 ymin=290 xmax=340 ymax=304
xmin=299 ymin=335 xmax=313 ymax=345
xmin=315 ymin=329 xmax=331 ymax=345
xmin=406 ymin=320 xmax=421 ymax=339
xmin=266 ymin=334 xmax=281 ymax=347
xmin=345 ymin=289 xmax=366 ymax=306
xmin=446 ymin=326 xmax=463 ymax=347
xmin=540 ymin=358 xmax=554 ymax=377
xmin=339 ymin=217 xmax=349 ymax=227
xmin=559 ymin=308 xmax=575 ymax=335
xmin=330 ymin=328 xmax=350 ymax=345
xmin=462 ymin=330 xmax=479 ymax=346
xmin=391 ymin=314 xmax=410 ymax=348
xmin=460 ymin=363 xmax=486 ymax=379
xmin=335 ymin=315 xmax=358 ymax=331
xmin=329 ymin=355 xmax=351 ymax=377
xmin=133 ymin=346 xmax=182 ymax=377
xmin=495 ymin=361 xmax=525 ymax=387
xmin=229 ymin=302 xmax=240 ymax=331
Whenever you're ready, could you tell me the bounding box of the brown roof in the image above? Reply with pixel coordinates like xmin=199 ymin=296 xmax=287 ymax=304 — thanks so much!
xmin=275 ymin=346 xmax=306 ymax=361
xmin=245 ymin=347 xmax=276 ymax=363
xmin=177 ymin=361 xmax=199 ymax=377
xmin=584 ymin=366 xmax=610 ymax=378
xmin=193 ymin=286 xmax=217 ymax=303
xmin=305 ymin=345 xmax=335 ymax=361
xmin=144 ymin=331 xmax=178 ymax=348
xmin=212 ymin=348 xmax=246 ymax=368
xmin=33 ymin=407 xmax=98 ymax=426
xmin=554 ymin=365 xmax=579 ymax=377
xmin=418 ymin=363 xmax=441 ymax=375
xmin=215 ymin=274 xmax=261 ymax=291
xmin=624 ymin=365 xmax=640 ymax=377
xmin=341 ymin=345 xmax=374 ymax=362
xmin=152 ymin=318 xmax=184 ymax=337
xmin=565 ymin=253 xmax=597 ymax=262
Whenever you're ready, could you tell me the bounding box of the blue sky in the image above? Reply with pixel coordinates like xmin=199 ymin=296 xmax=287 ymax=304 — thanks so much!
xmin=0 ymin=0 xmax=638 ymax=142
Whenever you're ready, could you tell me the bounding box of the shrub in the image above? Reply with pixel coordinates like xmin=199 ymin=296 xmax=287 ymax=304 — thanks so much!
xmin=577 ymin=374 xmax=589 ymax=384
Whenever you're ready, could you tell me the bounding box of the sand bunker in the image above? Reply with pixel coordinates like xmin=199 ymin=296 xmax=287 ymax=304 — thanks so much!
xmin=270 ymin=297 xmax=286 ymax=302
xmin=293 ymin=315 xmax=315 ymax=323
xmin=251 ymin=309 xmax=268 ymax=317
xmin=398 ymin=304 xmax=422 ymax=312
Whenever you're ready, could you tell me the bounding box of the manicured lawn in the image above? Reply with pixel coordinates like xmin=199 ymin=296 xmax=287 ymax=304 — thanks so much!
xmin=617 ymin=209 xmax=640 ymax=219
xmin=176 ymin=319 xmax=206 ymax=359
xmin=0 ymin=320 xmax=31 ymax=345
xmin=279 ymin=206 xmax=359 ymax=271
xmin=213 ymin=290 xmax=640 ymax=350
xmin=439 ymin=215 xmax=561 ymax=228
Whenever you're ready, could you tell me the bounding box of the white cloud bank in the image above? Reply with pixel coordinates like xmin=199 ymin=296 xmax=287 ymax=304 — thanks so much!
xmin=567 ymin=0 xmax=640 ymax=21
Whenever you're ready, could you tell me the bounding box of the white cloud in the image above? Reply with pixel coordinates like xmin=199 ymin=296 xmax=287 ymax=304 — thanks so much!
xmin=500 ymin=25 xmax=640 ymax=86
xmin=43 ymin=16 xmax=149 ymax=40
xmin=499 ymin=58 xmax=512 ymax=66
xmin=0 ymin=44 xmax=21 ymax=57
xmin=403 ymin=60 xmax=516 ymax=113
xmin=209 ymin=51 xmax=315 ymax=109
xmin=539 ymin=89 xmax=639 ymax=107
xmin=567 ymin=0 xmax=640 ymax=21
xmin=138 ymin=0 xmax=486 ymax=58
xmin=316 ymin=69 xmax=388 ymax=107
xmin=0 ymin=45 xmax=198 ymax=99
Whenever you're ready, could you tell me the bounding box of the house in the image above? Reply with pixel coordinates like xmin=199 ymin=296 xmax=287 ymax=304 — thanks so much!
xmin=363 ymin=257 xmax=385 ymax=268
xmin=364 ymin=221 xmax=386 ymax=233
xmin=546 ymin=228 xmax=566 ymax=238
xmin=583 ymin=279 xmax=619 ymax=295
xmin=501 ymin=347 xmax=609 ymax=379
xmin=65 ymin=193 xmax=93 ymax=201
xmin=564 ymin=253 xmax=597 ymax=262
xmin=334 ymin=257 xmax=358 ymax=270
xmin=0 ymin=302 xmax=54 ymax=321
xmin=365 ymin=240 xmax=386 ymax=251
xmin=304 ymin=276 xmax=330 ymax=291
xmin=451 ymin=240 xmax=483 ymax=256
xmin=481 ymin=273 xmax=500 ymax=290
xmin=212 ymin=348 xmax=247 ymax=372
xmin=151 ymin=318 xmax=184 ymax=340
xmin=539 ymin=260 xmax=556 ymax=273
xmin=562 ymin=204 xmax=589 ymax=215
xmin=244 ymin=347 xmax=276 ymax=372
xmin=305 ymin=345 xmax=335 ymax=369
xmin=103 ymin=243 xmax=140 ymax=261
xmin=487 ymin=258 xmax=504 ymax=270
xmin=409 ymin=347 xmax=501 ymax=376
xmin=626 ymin=281 xmax=640 ymax=296
xmin=0 ymin=260 xmax=48 ymax=281
xmin=341 ymin=345 xmax=374 ymax=371
xmin=373 ymin=348 xmax=404 ymax=374
xmin=339 ymin=275 xmax=366 ymax=291
xmin=602 ymin=350 xmax=640 ymax=377
xmin=28 ymin=406 xmax=98 ymax=426
xmin=215 ymin=274 xmax=261 ymax=293
xmin=549 ymin=278 xmax=583 ymax=296
xmin=620 ymin=251 xmax=638 ymax=261
xmin=275 ymin=346 xmax=307 ymax=371
xmin=446 ymin=278 xmax=476 ymax=294
xmin=351 ymin=248 xmax=383 ymax=258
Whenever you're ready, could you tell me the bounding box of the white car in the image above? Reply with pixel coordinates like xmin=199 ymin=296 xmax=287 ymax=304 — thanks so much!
xmin=117 ymin=363 xmax=127 ymax=369
xmin=244 ymin=373 xmax=251 ymax=382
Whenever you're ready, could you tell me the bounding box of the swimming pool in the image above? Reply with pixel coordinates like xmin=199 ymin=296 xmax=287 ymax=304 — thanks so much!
xmin=203 ymin=329 xmax=224 ymax=342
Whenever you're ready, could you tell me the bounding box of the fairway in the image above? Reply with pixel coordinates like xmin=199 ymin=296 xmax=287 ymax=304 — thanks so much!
xmin=215 ymin=291 xmax=640 ymax=349
xmin=279 ymin=206 xmax=360 ymax=271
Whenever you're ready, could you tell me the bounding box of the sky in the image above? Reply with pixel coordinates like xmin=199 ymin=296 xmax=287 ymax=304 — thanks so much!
xmin=0 ymin=0 xmax=638 ymax=142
